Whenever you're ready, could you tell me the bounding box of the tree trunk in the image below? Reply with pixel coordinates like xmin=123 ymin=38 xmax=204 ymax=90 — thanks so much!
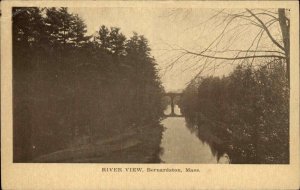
xmin=278 ymin=9 xmax=290 ymax=82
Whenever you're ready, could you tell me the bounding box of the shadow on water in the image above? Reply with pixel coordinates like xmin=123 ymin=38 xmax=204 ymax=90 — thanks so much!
xmin=159 ymin=116 xmax=230 ymax=164
xmin=184 ymin=118 xmax=230 ymax=163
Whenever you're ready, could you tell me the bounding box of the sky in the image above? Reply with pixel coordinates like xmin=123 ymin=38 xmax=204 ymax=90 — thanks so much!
xmin=70 ymin=8 xmax=282 ymax=92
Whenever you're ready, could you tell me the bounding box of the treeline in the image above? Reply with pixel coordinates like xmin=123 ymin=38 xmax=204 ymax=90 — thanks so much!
xmin=181 ymin=61 xmax=289 ymax=164
xmin=13 ymin=7 xmax=165 ymax=162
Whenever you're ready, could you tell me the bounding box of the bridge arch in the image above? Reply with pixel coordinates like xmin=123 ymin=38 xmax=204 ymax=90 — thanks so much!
xmin=163 ymin=92 xmax=183 ymax=117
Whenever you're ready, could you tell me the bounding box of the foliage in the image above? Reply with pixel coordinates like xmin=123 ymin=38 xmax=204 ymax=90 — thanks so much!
xmin=181 ymin=61 xmax=289 ymax=164
xmin=13 ymin=7 xmax=164 ymax=162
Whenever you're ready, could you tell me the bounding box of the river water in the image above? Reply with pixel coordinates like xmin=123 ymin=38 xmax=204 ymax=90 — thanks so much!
xmin=160 ymin=105 xmax=230 ymax=164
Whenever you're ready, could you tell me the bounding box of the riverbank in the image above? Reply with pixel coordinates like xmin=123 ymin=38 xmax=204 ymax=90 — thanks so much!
xmin=33 ymin=122 xmax=163 ymax=163
xmin=180 ymin=63 xmax=289 ymax=164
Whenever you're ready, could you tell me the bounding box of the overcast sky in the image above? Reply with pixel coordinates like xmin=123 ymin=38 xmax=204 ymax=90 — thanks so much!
xmin=70 ymin=8 xmax=281 ymax=92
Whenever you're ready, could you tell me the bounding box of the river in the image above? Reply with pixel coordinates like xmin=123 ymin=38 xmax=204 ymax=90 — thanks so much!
xmin=160 ymin=105 xmax=230 ymax=164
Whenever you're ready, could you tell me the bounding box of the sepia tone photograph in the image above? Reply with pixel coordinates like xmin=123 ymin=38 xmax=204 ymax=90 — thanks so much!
xmin=12 ymin=6 xmax=291 ymax=164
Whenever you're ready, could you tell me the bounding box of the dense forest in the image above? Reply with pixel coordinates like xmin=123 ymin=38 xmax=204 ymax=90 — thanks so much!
xmin=181 ymin=60 xmax=289 ymax=164
xmin=13 ymin=7 xmax=165 ymax=162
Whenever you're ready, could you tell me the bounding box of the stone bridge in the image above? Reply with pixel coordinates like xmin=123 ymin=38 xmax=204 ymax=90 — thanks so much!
xmin=163 ymin=92 xmax=183 ymax=117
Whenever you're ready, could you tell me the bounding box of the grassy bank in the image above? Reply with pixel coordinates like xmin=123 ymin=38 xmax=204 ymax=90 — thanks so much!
xmin=33 ymin=122 xmax=163 ymax=163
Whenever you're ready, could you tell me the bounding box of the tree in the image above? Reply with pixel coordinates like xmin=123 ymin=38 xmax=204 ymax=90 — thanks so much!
xmin=95 ymin=25 xmax=126 ymax=56
xmin=13 ymin=7 xmax=46 ymax=162
xmin=45 ymin=7 xmax=89 ymax=48
xmin=70 ymin=14 xmax=90 ymax=47
xmin=180 ymin=61 xmax=289 ymax=163
xmin=124 ymin=33 xmax=164 ymax=123
xmin=13 ymin=7 xmax=91 ymax=161
xmin=13 ymin=7 xmax=45 ymax=47
xmin=13 ymin=7 xmax=165 ymax=162
xmin=165 ymin=9 xmax=290 ymax=81
xmin=109 ymin=27 xmax=126 ymax=55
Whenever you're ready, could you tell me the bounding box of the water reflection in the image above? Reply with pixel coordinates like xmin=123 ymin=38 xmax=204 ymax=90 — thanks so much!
xmin=185 ymin=119 xmax=230 ymax=163
xmin=164 ymin=105 xmax=181 ymax=115
xmin=174 ymin=105 xmax=181 ymax=115
xmin=160 ymin=117 xmax=230 ymax=164
xmin=164 ymin=105 xmax=171 ymax=115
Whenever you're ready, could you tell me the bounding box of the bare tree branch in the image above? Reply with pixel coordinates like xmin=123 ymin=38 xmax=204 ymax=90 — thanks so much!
xmin=161 ymin=8 xmax=289 ymax=83
xmin=251 ymin=28 xmax=265 ymax=65
xmin=246 ymin=9 xmax=285 ymax=51
xmin=255 ymin=12 xmax=279 ymax=20
xmin=204 ymin=49 xmax=285 ymax=55
xmin=180 ymin=48 xmax=286 ymax=60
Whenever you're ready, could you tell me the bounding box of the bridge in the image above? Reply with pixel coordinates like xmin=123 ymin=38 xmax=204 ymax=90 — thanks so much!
xmin=163 ymin=92 xmax=183 ymax=117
